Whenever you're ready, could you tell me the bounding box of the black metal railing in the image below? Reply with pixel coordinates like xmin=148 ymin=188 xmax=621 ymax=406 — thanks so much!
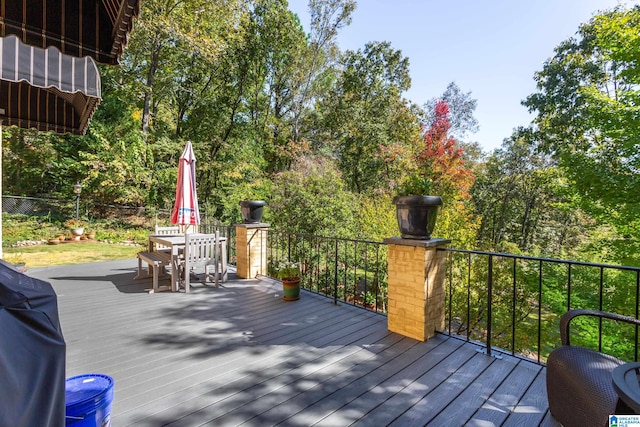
xmin=441 ymin=248 xmax=640 ymax=364
xmin=262 ymin=230 xmax=388 ymax=314
xmin=200 ymin=223 xmax=237 ymax=267
xmin=195 ymin=224 xmax=640 ymax=366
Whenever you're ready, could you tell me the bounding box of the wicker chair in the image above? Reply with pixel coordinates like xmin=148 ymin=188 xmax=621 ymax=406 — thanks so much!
xmin=547 ymin=309 xmax=640 ymax=427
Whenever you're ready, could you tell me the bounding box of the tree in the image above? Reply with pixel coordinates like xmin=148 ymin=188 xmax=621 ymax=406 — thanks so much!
xmin=523 ymin=6 xmax=640 ymax=228
xmin=419 ymin=100 xmax=475 ymax=198
xmin=472 ymin=127 xmax=588 ymax=254
xmin=320 ymin=41 xmax=420 ymax=194
xmin=269 ymin=156 xmax=356 ymax=237
xmin=125 ymin=0 xmax=246 ymax=136
xmin=2 ymin=129 xmax=57 ymax=197
xmin=424 ymin=82 xmax=479 ymax=142
xmin=417 ymin=100 xmax=478 ymax=247
xmin=290 ymin=0 xmax=356 ymax=143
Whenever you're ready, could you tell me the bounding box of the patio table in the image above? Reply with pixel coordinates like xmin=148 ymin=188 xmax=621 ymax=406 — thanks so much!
xmin=148 ymin=233 xmax=227 ymax=292
xmin=612 ymin=362 xmax=640 ymax=413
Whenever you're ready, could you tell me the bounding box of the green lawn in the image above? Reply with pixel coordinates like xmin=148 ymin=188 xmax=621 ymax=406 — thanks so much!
xmin=4 ymin=242 xmax=143 ymax=268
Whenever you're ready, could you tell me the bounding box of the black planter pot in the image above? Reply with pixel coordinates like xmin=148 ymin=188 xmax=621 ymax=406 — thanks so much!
xmin=239 ymin=200 xmax=266 ymax=224
xmin=393 ymin=195 xmax=443 ymax=239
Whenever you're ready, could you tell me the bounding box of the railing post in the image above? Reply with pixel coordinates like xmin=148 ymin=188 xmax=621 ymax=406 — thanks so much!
xmin=384 ymin=237 xmax=451 ymax=341
xmin=334 ymin=239 xmax=339 ymax=305
xmin=235 ymin=223 xmax=270 ymax=279
xmin=486 ymin=255 xmax=493 ymax=357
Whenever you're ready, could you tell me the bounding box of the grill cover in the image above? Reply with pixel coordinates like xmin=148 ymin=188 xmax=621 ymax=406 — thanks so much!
xmin=0 ymin=260 xmax=66 ymax=427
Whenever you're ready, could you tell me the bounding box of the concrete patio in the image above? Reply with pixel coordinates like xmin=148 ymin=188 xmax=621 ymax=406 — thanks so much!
xmin=29 ymin=259 xmax=560 ymax=426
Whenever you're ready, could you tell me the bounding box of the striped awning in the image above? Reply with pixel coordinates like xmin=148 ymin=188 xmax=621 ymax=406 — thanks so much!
xmin=0 ymin=35 xmax=101 ymax=135
xmin=0 ymin=0 xmax=141 ymax=65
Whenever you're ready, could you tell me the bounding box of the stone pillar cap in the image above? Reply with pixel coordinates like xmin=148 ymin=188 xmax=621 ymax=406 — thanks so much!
xmin=383 ymin=237 xmax=451 ymax=248
xmin=235 ymin=223 xmax=271 ymax=228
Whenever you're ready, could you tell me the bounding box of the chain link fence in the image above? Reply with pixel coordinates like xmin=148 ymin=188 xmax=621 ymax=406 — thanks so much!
xmin=2 ymin=195 xmax=222 ymax=225
xmin=3 ymin=196 xmax=63 ymax=216
xmin=2 ymin=195 xmax=170 ymax=221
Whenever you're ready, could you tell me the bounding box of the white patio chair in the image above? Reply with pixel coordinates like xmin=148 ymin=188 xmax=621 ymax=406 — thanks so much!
xmin=180 ymin=233 xmax=222 ymax=292
xmin=155 ymin=225 xmax=180 ymax=234
xmin=154 ymin=225 xmax=180 ymax=252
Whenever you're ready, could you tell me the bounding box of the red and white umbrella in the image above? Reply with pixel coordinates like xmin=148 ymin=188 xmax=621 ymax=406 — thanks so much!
xmin=171 ymin=141 xmax=201 ymax=232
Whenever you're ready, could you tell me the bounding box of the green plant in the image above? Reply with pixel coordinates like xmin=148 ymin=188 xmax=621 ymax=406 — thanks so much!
xmin=270 ymin=157 xmax=356 ymax=237
xmin=396 ymin=174 xmax=434 ymax=196
xmin=275 ymin=261 xmax=300 ymax=281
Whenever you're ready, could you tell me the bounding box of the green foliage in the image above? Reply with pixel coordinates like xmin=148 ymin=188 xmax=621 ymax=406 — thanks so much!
xmin=355 ymin=194 xmax=397 ymax=241
xmin=437 ymin=200 xmax=480 ymax=248
xmin=3 ymin=214 xmax=151 ymax=247
xmin=270 ymin=156 xmax=356 ymax=237
xmin=2 ymin=129 xmax=59 ymax=197
xmin=4 ymin=2 xmax=636 ymax=282
xmin=274 ymin=261 xmax=301 ymax=281
xmin=471 ymin=128 xmax=589 ymax=255
xmin=3 ymin=214 xmax=63 ymax=246
xmin=523 ymin=5 xmax=640 ymax=251
xmin=319 ymin=41 xmax=421 ymax=194
xmin=396 ymin=175 xmax=434 ymax=196
xmin=266 ymin=230 xmax=388 ymax=313
xmin=220 ymin=178 xmax=273 ymax=225
xmin=445 ymin=251 xmax=640 ymax=362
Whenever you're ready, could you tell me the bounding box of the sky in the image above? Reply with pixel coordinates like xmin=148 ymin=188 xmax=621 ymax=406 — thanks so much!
xmin=287 ymin=0 xmax=638 ymax=152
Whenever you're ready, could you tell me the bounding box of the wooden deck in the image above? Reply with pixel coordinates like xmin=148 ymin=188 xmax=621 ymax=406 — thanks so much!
xmin=30 ymin=259 xmax=560 ymax=427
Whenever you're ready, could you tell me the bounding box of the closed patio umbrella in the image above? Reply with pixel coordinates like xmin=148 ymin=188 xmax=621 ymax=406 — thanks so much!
xmin=171 ymin=141 xmax=201 ymax=233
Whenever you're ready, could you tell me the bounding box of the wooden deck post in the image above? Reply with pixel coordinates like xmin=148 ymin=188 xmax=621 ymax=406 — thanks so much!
xmin=235 ymin=223 xmax=269 ymax=279
xmin=383 ymin=237 xmax=451 ymax=341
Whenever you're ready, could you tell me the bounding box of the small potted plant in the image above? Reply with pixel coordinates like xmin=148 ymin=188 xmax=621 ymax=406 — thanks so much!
xmin=275 ymin=261 xmax=301 ymax=301
xmin=64 ymin=219 xmax=87 ymax=240
xmin=393 ymin=174 xmax=442 ymax=240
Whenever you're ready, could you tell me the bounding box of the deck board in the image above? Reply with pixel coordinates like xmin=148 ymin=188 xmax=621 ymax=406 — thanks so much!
xmin=502 ymin=369 xmax=550 ymax=427
xmin=466 ymin=359 xmax=543 ymax=426
xmin=29 ymin=259 xmax=555 ymax=427
xmin=312 ymin=336 xmax=465 ymax=427
xmin=429 ymin=353 xmax=520 ymax=426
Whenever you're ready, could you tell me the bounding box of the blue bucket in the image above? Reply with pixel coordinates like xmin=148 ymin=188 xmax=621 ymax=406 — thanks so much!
xmin=65 ymin=374 xmax=114 ymax=427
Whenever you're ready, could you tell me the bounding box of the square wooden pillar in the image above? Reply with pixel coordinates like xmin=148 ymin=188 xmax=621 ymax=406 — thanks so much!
xmin=235 ymin=223 xmax=269 ymax=279
xmin=383 ymin=237 xmax=450 ymax=341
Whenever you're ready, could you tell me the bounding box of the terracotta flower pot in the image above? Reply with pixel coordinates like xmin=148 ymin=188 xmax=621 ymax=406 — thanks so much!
xmin=282 ymin=278 xmax=301 ymax=301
